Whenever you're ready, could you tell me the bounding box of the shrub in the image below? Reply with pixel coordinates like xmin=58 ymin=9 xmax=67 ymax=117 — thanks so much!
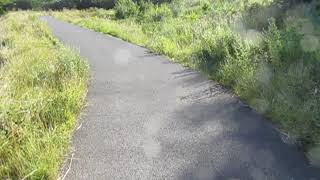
xmin=115 ymin=0 xmax=139 ymax=19
xmin=141 ymin=3 xmax=172 ymax=22
xmin=194 ymin=27 xmax=232 ymax=75
xmin=0 ymin=8 xmax=4 ymax=15
xmin=168 ymin=0 xmax=184 ymax=17
xmin=0 ymin=0 xmax=12 ymax=15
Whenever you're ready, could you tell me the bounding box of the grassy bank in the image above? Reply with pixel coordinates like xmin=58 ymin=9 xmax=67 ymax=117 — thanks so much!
xmin=0 ymin=12 xmax=89 ymax=179
xmin=52 ymin=0 xmax=320 ymax=152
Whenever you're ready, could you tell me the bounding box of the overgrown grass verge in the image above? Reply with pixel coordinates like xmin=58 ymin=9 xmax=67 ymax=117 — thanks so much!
xmin=0 ymin=12 xmax=89 ymax=179
xmin=53 ymin=9 xmax=148 ymax=46
xmin=52 ymin=0 xmax=320 ymax=163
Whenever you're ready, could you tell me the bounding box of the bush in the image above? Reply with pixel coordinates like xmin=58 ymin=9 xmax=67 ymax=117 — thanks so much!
xmin=141 ymin=3 xmax=173 ymax=22
xmin=168 ymin=0 xmax=184 ymax=17
xmin=0 ymin=0 xmax=12 ymax=15
xmin=115 ymin=0 xmax=139 ymax=19
xmin=0 ymin=8 xmax=4 ymax=15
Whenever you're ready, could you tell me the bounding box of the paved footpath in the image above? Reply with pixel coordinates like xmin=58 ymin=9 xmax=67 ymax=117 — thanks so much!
xmin=42 ymin=17 xmax=320 ymax=180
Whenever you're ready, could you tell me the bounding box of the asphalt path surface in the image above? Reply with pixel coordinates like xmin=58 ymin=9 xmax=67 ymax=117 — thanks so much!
xmin=42 ymin=16 xmax=320 ymax=180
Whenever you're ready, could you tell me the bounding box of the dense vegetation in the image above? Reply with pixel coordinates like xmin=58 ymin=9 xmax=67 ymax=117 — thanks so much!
xmin=0 ymin=0 xmax=115 ymax=13
xmin=53 ymin=0 xmax=320 ymax=155
xmin=0 ymin=12 xmax=88 ymax=179
xmin=0 ymin=0 xmax=11 ymax=14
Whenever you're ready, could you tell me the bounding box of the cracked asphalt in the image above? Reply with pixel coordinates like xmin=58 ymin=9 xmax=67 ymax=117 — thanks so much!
xmin=42 ymin=16 xmax=320 ymax=180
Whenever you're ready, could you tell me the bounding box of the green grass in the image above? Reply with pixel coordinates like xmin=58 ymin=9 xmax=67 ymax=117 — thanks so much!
xmin=0 ymin=12 xmax=89 ymax=179
xmin=51 ymin=0 xmax=320 ymax=154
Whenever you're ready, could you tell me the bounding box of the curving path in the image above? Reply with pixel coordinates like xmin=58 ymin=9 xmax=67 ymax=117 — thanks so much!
xmin=42 ymin=16 xmax=319 ymax=180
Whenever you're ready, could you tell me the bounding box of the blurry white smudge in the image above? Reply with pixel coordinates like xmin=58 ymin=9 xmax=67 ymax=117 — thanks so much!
xmin=245 ymin=29 xmax=262 ymax=45
xmin=113 ymin=49 xmax=131 ymax=65
xmin=138 ymin=74 xmax=145 ymax=81
xmin=196 ymin=121 xmax=225 ymax=144
xmin=143 ymin=138 xmax=161 ymax=158
xmin=256 ymin=64 xmax=273 ymax=85
xmin=232 ymin=20 xmax=262 ymax=45
xmin=145 ymin=116 xmax=162 ymax=135
xmin=203 ymin=121 xmax=224 ymax=136
xmin=300 ymin=35 xmax=319 ymax=52
xmin=232 ymin=19 xmax=247 ymax=37
xmin=314 ymin=88 xmax=318 ymax=95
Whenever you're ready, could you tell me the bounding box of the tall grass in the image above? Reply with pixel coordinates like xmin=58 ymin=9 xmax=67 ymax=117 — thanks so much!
xmin=0 ymin=12 xmax=89 ymax=179
xmin=53 ymin=0 xmax=320 ymax=162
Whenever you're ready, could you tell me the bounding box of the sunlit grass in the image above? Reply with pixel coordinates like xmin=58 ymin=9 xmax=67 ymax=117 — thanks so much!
xmin=0 ymin=12 xmax=89 ymax=179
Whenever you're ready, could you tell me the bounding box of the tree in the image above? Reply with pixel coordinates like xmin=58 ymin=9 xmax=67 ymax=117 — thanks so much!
xmin=14 ymin=0 xmax=32 ymax=9
xmin=0 ymin=0 xmax=13 ymax=14
xmin=1 ymin=0 xmax=115 ymax=11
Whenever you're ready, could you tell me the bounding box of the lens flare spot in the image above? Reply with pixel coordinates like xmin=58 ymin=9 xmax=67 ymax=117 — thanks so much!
xmin=113 ymin=49 xmax=131 ymax=65
xmin=143 ymin=138 xmax=161 ymax=158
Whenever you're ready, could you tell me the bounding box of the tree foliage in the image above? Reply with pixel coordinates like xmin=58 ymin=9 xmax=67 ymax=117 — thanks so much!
xmin=1 ymin=0 xmax=115 ymax=11
xmin=0 ymin=0 xmax=13 ymax=14
xmin=1 ymin=0 xmax=174 ymax=12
